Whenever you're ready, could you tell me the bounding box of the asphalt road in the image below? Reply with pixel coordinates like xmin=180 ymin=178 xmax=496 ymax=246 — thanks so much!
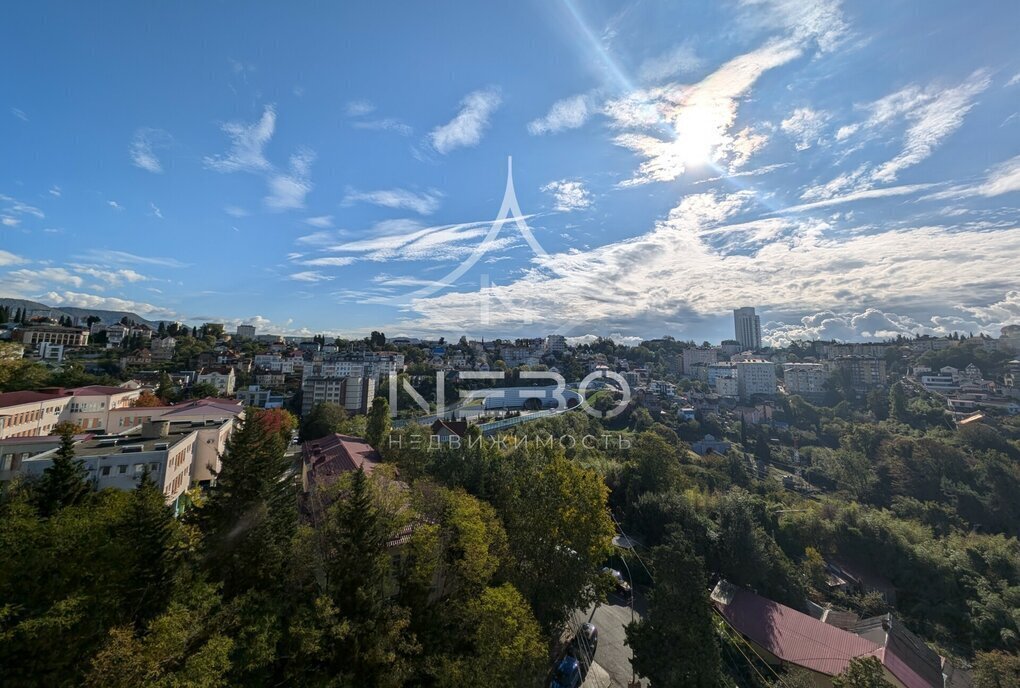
xmin=576 ymin=591 xmax=648 ymax=688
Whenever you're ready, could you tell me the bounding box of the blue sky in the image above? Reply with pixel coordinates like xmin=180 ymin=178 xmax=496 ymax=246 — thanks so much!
xmin=2 ymin=0 xmax=1018 ymax=344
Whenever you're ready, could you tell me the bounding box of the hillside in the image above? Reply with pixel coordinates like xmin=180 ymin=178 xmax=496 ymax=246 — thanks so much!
xmin=0 ymin=297 xmax=161 ymax=328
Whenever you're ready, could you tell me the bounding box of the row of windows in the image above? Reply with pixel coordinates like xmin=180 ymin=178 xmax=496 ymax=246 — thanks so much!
xmin=99 ymin=461 xmax=160 ymax=477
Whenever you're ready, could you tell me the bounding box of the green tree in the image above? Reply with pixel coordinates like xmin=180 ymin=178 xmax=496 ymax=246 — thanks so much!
xmin=196 ymin=412 xmax=295 ymax=597
xmin=434 ymin=584 xmax=545 ymax=688
xmin=365 ymin=396 xmax=391 ymax=448
xmin=974 ymin=651 xmax=1020 ymax=688
xmin=300 ymin=401 xmax=349 ymax=441
xmin=189 ymin=381 xmax=220 ymax=399
xmin=889 ymin=382 xmax=908 ymax=421
xmin=119 ymin=471 xmax=177 ymax=625
xmin=626 ymin=534 xmax=722 ymax=687
xmin=833 ymin=656 xmax=892 ymax=687
xmin=84 ymin=583 xmax=234 ymax=688
xmin=35 ymin=421 xmax=90 ymax=517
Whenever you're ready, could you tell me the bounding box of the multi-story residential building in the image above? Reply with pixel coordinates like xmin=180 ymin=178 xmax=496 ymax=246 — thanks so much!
xmin=150 ymin=336 xmax=176 ymax=361
xmin=682 ymin=346 xmax=719 ymax=375
xmin=235 ymin=324 xmax=256 ymax=339
xmin=733 ymin=307 xmax=762 ymax=351
xmin=545 ymin=334 xmax=567 ymax=354
xmin=236 ymin=385 xmax=285 ymax=409
xmin=817 ymin=342 xmax=891 ymax=360
xmin=196 ymin=367 xmax=236 ymax=396
xmin=304 ymin=351 xmax=404 ymax=384
xmin=707 ymin=362 xmax=737 ymax=389
xmin=783 ymin=363 xmax=829 ymax=400
xmin=735 ymin=359 xmax=777 ymax=400
xmin=301 ymin=375 xmax=376 ymax=416
xmin=13 ymin=325 xmax=89 ymax=347
xmin=255 ymin=372 xmax=286 ymax=388
xmin=716 ymin=375 xmax=739 ymax=398
xmin=719 ymin=340 xmax=743 ymax=356
xmin=833 ymin=356 xmax=887 ymax=392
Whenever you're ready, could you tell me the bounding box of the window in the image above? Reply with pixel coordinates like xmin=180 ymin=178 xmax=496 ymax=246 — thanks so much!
xmin=118 ymin=465 xmax=127 ymax=474
xmin=101 ymin=466 xmax=110 ymax=476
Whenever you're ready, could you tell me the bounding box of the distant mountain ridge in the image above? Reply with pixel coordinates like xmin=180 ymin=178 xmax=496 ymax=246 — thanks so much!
xmin=0 ymin=297 xmax=163 ymax=328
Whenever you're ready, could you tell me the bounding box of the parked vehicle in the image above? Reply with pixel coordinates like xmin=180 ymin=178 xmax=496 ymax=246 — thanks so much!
xmin=572 ymin=622 xmax=599 ymax=661
xmin=602 ymin=566 xmax=632 ymax=599
xmin=550 ymin=655 xmax=582 ymax=688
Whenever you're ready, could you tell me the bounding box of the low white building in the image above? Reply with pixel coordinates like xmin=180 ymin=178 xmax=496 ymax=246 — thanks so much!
xmin=197 ymin=367 xmax=236 ymax=396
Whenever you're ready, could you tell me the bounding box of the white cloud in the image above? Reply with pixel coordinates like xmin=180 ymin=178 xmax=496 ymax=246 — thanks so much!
xmin=49 ymin=186 xmax=61 ymax=197
xmin=288 ymin=270 xmax=335 ymax=282
xmin=393 ymin=190 xmax=1020 ymax=338
xmin=738 ymin=0 xmax=849 ymax=53
xmin=780 ymin=183 xmax=934 ymax=213
xmin=780 ymin=107 xmax=829 ymax=150
xmin=150 ymin=202 xmax=163 ymax=219
xmin=130 ymin=128 xmax=171 ymax=173
xmin=0 ymin=250 xmax=27 ymax=266
xmin=528 ymin=94 xmax=593 ymax=135
xmin=70 ymin=265 xmax=148 ymax=287
xmin=107 ymin=200 xmax=123 ymax=211
xmin=1007 ymin=73 xmax=1020 ymax=87
xmin=304 ymin=215 xmax=333 ymax=228
xmin=204 ymin=105 xmax=276 ymax=173
xmin=977 ymin=154 xmax=1020 ymax=196
xmin=1 ymin=217 xmax=18 ymax=227
xmin=224 ymin=205 xmax=248 ymax=218
xmin=607 ymin=39 xmax=803 ymax=185
xmin=300 ymin=256 xmax=356 ymax=267
xmin=351 ymin=118 xmax=414 ymax=136
xmin=265 ymin=148 xmax=314 ymax=210
xmin=870 ymin=71 xmax=991 ymax=183
xmin=541 ymin=180 xmax=593 ymax=212
xmin=0 ymin=194 xmax=44 ymax=219
xmin=42 ymin=290 xmax=177 ymax=318
xmin=638 ymin=44 xmax=703 ymax=83
xmin=11 ymin=108 xmax=28 ymax=121
xmin=345 ymin=100 xmax=375 ymax=117
xmin=90 ymin=250 xmax=189 ymax=268
xmin=343 ymin=188 xmax=442 ymax=215
xmin=430 ymin=88 xmax=502 ymax=154
xmin=9 ymin=267 xmax=84 ymax=288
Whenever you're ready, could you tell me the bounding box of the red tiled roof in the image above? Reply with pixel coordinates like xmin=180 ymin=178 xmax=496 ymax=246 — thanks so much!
xmin=303 ymin=434 xmax=381 ymax=488
xmin=67 ymin=385 xmax=137 ymax=396
xmin=712 ymin=581 xmax=883 ymax=677
xmin=0 ymin=391 xmax=66 ymax=409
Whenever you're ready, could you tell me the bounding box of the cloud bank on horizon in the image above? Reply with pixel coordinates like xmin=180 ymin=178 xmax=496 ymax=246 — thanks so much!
xmin=1 ymin=0 xmax=1018 ymax=344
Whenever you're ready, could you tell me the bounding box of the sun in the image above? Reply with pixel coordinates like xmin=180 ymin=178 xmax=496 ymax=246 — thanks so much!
xmin=673 ymin=105 xmax=720 ymax=166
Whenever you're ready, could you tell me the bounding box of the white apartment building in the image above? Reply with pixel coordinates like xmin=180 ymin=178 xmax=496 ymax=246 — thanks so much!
xmin=546 ymin=334 xmax=567 ymax=354
xmin=236 ymin=324 xmax=256 ymax=339
xmin=716 ymin=375 xmax=739 ymax=398
xmin=735 ymin=359 xmax=777 ymax=400
xmin=683 ymin=347 xmax=719 ymax=375
xmin=301 ymin=375 xmax=376 ymax=416
xmin=65 ymin=385 xmax=144 ymax=430
xmin=783 ymin=363 xmax=829 ymax=398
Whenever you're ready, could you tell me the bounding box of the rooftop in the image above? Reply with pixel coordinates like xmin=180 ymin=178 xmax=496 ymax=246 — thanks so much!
xmin=0 ymin=390 xmax=66 ymax=409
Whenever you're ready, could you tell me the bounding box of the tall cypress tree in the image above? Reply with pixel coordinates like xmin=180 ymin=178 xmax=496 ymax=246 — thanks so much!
xmin=195 ymin=412 xmax=295 ymax=597
xmin=120 ymin=470 xmax=177 ymax=625
xmin=35 ymin=422 xmax=90 ymax=517
xmin=626 ymin=534 xmax=723 ymax=687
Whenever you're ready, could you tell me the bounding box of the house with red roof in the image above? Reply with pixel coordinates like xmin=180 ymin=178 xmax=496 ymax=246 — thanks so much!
xmin=711 ymin=580 xmax=964 ymax=688
xmin=301 ymin=433 xmax=382 ymax=499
